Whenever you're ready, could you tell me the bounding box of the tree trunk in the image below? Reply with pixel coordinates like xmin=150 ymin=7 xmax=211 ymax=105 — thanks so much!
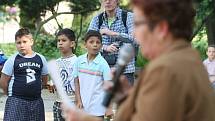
xmin=206 ymin=0 xmax=215 ymax=45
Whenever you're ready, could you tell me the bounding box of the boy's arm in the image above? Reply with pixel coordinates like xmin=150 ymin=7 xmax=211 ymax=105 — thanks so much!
xmin=0 ymin=65 xmax=3 ymax=76
xmin=0 ymin=65 xmax=3 ymax=71
xmin=0 ymin=73 xmax=11 ymax=95
xmin=41 ymin=74 xmax=49 ymax=88
xmin=74 ymin=77 xmax=83 ymax=109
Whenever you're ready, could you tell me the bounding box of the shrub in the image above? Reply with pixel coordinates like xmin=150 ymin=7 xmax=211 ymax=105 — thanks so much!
xmin=34 ymin=34 xmax=60 ymax=60
xmin=34 ymin=33 xmax=85 ymax=60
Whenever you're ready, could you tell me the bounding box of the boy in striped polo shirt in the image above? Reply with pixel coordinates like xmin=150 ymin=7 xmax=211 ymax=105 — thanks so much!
xmin=73 ymin=30 xmax=111 ymax=119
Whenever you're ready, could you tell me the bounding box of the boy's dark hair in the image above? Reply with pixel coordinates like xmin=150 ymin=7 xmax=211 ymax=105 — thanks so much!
xmin=84 ymin=30 xmax=102 ymax=43
xmin=15 ymin=28 xmax=32 ymax=40
xmin=56 ymin=28 xmax=76 ymax=41
xmin=208 ymin=45 xmax=215 ymax=48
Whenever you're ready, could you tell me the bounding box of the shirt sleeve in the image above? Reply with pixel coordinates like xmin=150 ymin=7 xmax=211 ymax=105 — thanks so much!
xmin=119 ymin=12 xmax=138 ymax=46
xmin=88 ymin=15 xmax=100 ymax=31
xmin=39 ymin=54 xmax=49 ymax=75
xmin=2 ymin=55 xmax=16 ymax=76
xmin=72 ymin=58 xmax=79 ymax=78
xmin=102 ymin=60 xmax=111 ymax=81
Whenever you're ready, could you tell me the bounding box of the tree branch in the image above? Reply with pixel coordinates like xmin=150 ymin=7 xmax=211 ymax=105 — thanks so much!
xmin=190 ymin=8 xmax=215 ymax=41
xmin=50 ymin=6 xmax=62 ymax=30
xmin=34 ymin=7 xmax=100 ymax=40
xmin=74 ymin=15 xmax=83 ymax=53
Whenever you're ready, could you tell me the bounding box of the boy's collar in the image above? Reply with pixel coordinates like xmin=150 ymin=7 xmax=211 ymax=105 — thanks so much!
xmin=18 ymin=51 xmax=36 ymax=58
xmin=81 ymin=53 xmax=101 ymax=64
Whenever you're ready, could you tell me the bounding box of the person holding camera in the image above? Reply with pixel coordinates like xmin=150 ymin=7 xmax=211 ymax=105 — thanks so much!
xmin=88 ymin=0 xmax=137 ymax=85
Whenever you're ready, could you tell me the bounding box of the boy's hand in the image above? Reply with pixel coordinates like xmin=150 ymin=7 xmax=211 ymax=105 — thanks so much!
xmin=106 ymin=44 xmax=118 ymax=53
xmin=76 ymin=99 xmax=83 ymax=109
xmin=47 ymin=84 xmax=56 ymax=93
xmin=103 ymin=68 xmax=132 ymax=104
xmin=105 ymin=105 xmax=113 ymax=118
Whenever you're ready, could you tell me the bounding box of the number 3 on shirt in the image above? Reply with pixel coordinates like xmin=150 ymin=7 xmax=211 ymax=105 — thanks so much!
xmin=26 ymin=68 xmax=36 ymax=84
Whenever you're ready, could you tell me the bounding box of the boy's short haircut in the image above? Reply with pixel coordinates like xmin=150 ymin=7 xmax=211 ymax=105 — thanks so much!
xmin=15 ymin=28 xmax=32 ymax=40
xmin=56 ymin=28 xmax=76 ymax=41
xmin=84 ymin=30 xmax=102 ymax=43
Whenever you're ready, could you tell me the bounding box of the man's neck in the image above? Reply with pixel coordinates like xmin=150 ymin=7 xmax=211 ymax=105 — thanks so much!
xmin=106 ymin=9 xmax=116 ymax=18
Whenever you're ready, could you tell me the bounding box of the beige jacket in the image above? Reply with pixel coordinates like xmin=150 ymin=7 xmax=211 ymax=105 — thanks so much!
xmin=115 ymin=40 xmax=215 ymax=121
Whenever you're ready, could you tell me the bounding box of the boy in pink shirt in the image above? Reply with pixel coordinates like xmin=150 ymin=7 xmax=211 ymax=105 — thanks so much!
xmin=203 ymin=45 xmax=215 ymax=88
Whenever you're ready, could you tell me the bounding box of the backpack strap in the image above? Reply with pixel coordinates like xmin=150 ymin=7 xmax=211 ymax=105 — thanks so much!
xmin=98 ymin=12 xmax=104 ymax=29
xmin=98 ymin=10 xmax=128 ymax=29
xmin=121 ymin=10 xmax=128 ymax=29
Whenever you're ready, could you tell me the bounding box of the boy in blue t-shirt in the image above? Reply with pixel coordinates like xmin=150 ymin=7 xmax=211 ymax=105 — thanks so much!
xmin=0 ymin=28 xmax=49 ymax=121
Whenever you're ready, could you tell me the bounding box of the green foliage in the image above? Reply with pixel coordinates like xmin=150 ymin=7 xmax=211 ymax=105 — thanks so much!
xmin=0 ymin=43 xmax=16 ymax=57
xmin=74 ymin=43 xmax=86 ymax=56
xmin=193 ymin=0 xmax=214 ymax=36
xmin=135 ymin=51 xmax=148 ymax=68
xmin=33 ymin=34 xmax=60 ymax=60
xmin=72 ymin=14 xmax=94 ymax=43
xmin=192 ymin=27 xmax=208 ymax=60
xmin=18 ymin=0 xmax=63 ymax=29
xmin=0 ymin=0 xmax=16 ymax=5
xmin=33 ymin=33 xmax=85 ymax=60
xmin=69 ymin=0 xmax=100 ymax=15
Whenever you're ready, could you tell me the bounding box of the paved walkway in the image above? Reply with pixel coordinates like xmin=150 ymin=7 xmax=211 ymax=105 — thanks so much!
xmin=0 ymin=89 xmax=57 ymax=121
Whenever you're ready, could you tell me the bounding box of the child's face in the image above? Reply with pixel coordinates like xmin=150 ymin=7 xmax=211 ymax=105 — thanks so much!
xmin=85 ymin=36 xmax=102 ymax=55
xmin=57 ymin=35 xmax=75 ymax=54
xmin=207 ymin=47 xmax=215 ymax=61
xmin=15 ymin=35 xmax=33 ymax=55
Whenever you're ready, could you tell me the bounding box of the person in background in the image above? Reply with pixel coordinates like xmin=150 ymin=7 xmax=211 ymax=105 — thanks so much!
xmin=88 ymin=0 xmax=137 ymax=85
xmin=73 ymin=30 xmax=111 ymax=119
xmin=203 ymin=45 xmax=215 ymax=88
xmin=0 ymin=28 xmax=49 ymax=121
xmin=63 ymin=0 xmax=215 ymax=121
xmin=0 ymin=50 xmax=7 ymax=77
xmin=51 ymin=28 xmax=78 ymax=121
